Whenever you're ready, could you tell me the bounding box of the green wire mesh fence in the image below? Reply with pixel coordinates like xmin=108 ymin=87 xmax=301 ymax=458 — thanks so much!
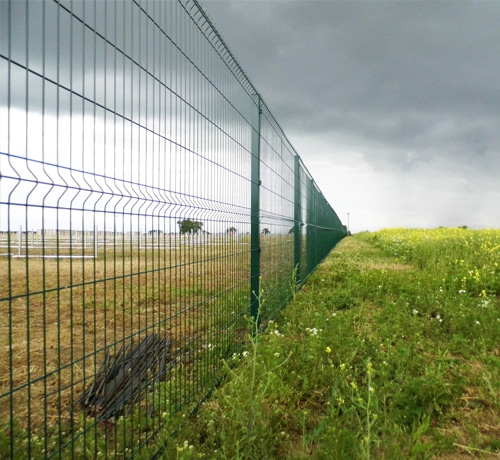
xmin=0 ymin=0 xmax=347 ymax=458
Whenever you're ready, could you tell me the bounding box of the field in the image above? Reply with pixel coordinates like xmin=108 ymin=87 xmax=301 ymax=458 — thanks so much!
xmin=0 ymin=230 xmax=303 ymax=458
xmin=0 ymin=232 xmax=253 ymax=457
xmin=166 ymin=228 xmax=500 ymax=459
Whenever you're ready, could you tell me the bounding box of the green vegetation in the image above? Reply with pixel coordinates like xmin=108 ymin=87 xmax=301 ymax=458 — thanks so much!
xmin=2 ymin=228 xmax=498 ymax=458
xmin=166 ymin=228 xmax=500 ymax=459
xmin=177 ymin=219 xmax=204 ymax=235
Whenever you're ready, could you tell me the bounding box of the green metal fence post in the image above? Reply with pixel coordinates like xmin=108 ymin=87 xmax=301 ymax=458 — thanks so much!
xmin=250 ymin=97 xmax=262 ymax=323
xmin=294 ymin=156 xmax=301 ymax=287
xmin=306 ymin=177 xmax=315 ymax=274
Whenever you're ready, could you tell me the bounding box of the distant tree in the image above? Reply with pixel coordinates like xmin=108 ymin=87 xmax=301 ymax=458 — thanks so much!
xmin=177 ymin=219 xmax=204 ymax=235
xmin=261 ymin=228 xmax=271 ymax=235
xmin=226 ymin=227 xmax=237 ymax=235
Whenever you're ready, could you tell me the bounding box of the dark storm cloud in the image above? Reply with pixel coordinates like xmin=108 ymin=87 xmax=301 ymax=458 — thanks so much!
xmin=200 ymin=0 xmax=500 ymax=230
xmin=201 ymin=1 xmax=500 ymax=170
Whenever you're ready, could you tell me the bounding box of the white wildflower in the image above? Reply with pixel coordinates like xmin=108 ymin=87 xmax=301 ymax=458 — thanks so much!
xmin=305 ymin=327 xmax=319 ymax=336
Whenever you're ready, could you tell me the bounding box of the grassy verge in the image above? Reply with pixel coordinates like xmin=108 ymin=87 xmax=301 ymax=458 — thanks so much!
xmin=166 ymin=229 xmax=500 ymax=459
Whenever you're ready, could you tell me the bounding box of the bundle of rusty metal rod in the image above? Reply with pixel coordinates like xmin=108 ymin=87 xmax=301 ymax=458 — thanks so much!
xmin=78 ymin=333 xmax=170 ymax=420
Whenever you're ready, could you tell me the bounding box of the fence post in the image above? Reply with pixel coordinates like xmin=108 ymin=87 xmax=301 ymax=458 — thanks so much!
xmin=94 ymin=225 xmax=98 ymax=258
xmin=306 ymin=177 xmax=315 ymax=274
xmin=250 ymin=97 xmax=262 ymax=323
xmin=294 ymin=156 xmax=301 ymax=286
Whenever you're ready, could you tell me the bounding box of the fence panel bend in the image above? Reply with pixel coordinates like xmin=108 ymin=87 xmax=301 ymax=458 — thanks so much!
xmin=0 ymin=0 xmax=347 ymax=457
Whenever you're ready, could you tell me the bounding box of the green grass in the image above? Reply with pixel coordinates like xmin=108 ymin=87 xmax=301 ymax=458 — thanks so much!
xmin=165 ymin=229 xmax=500 ymax=459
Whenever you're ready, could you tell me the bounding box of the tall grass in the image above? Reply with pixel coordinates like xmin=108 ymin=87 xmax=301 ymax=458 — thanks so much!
xmin=166 ymin=228 xmax=500 ymax=459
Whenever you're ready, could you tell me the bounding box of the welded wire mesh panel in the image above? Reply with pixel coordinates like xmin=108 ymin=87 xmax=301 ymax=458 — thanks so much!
xmin=258 ymin=105 xmax=297 ymax=320
xmin=0 ymin=0 xmax=346 ymax=458
xmin=299 ymin=162 xmax=346 ymax=276
xmin=258 ymin=105 xmax=346 ymax=321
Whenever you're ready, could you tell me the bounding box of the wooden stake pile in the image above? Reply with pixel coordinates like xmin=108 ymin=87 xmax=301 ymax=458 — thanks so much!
xmin=78 ymin=334 xmax=170 ymax=420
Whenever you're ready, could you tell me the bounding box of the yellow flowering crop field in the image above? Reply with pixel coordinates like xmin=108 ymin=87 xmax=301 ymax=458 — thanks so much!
xmin=165 ymin=228 xmax=500 ymax=459
xmin=366 ymin=227 xmax=500 ymax=298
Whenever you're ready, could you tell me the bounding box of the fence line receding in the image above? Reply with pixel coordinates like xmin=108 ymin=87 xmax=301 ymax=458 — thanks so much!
xmin=0 ymin=0 xmax=347 ymax=457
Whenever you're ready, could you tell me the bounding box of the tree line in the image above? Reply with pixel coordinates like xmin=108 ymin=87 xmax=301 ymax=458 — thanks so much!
xmin=177 ymin=219 xmax=274 ymax=236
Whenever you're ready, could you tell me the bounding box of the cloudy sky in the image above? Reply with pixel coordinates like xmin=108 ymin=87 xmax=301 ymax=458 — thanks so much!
xmin=200 ymin=0 xmax=500 ymax=233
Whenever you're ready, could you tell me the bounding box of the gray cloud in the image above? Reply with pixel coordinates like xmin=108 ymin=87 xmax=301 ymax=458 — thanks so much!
xmin=202 ymin=0 xmax=500 ymax=230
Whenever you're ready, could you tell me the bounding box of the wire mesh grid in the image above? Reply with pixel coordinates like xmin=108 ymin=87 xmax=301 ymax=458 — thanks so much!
xmin=0 ymin=0 xmax=346 ymax=457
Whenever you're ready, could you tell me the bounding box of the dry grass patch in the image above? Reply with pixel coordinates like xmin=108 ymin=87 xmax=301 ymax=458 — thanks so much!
xmin=0 ymin=241 xmax=251 ymax=435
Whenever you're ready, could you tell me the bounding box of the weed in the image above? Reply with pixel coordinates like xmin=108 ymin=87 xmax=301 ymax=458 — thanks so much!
xmin=168 ymin=229 xmax=500 ymax=459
